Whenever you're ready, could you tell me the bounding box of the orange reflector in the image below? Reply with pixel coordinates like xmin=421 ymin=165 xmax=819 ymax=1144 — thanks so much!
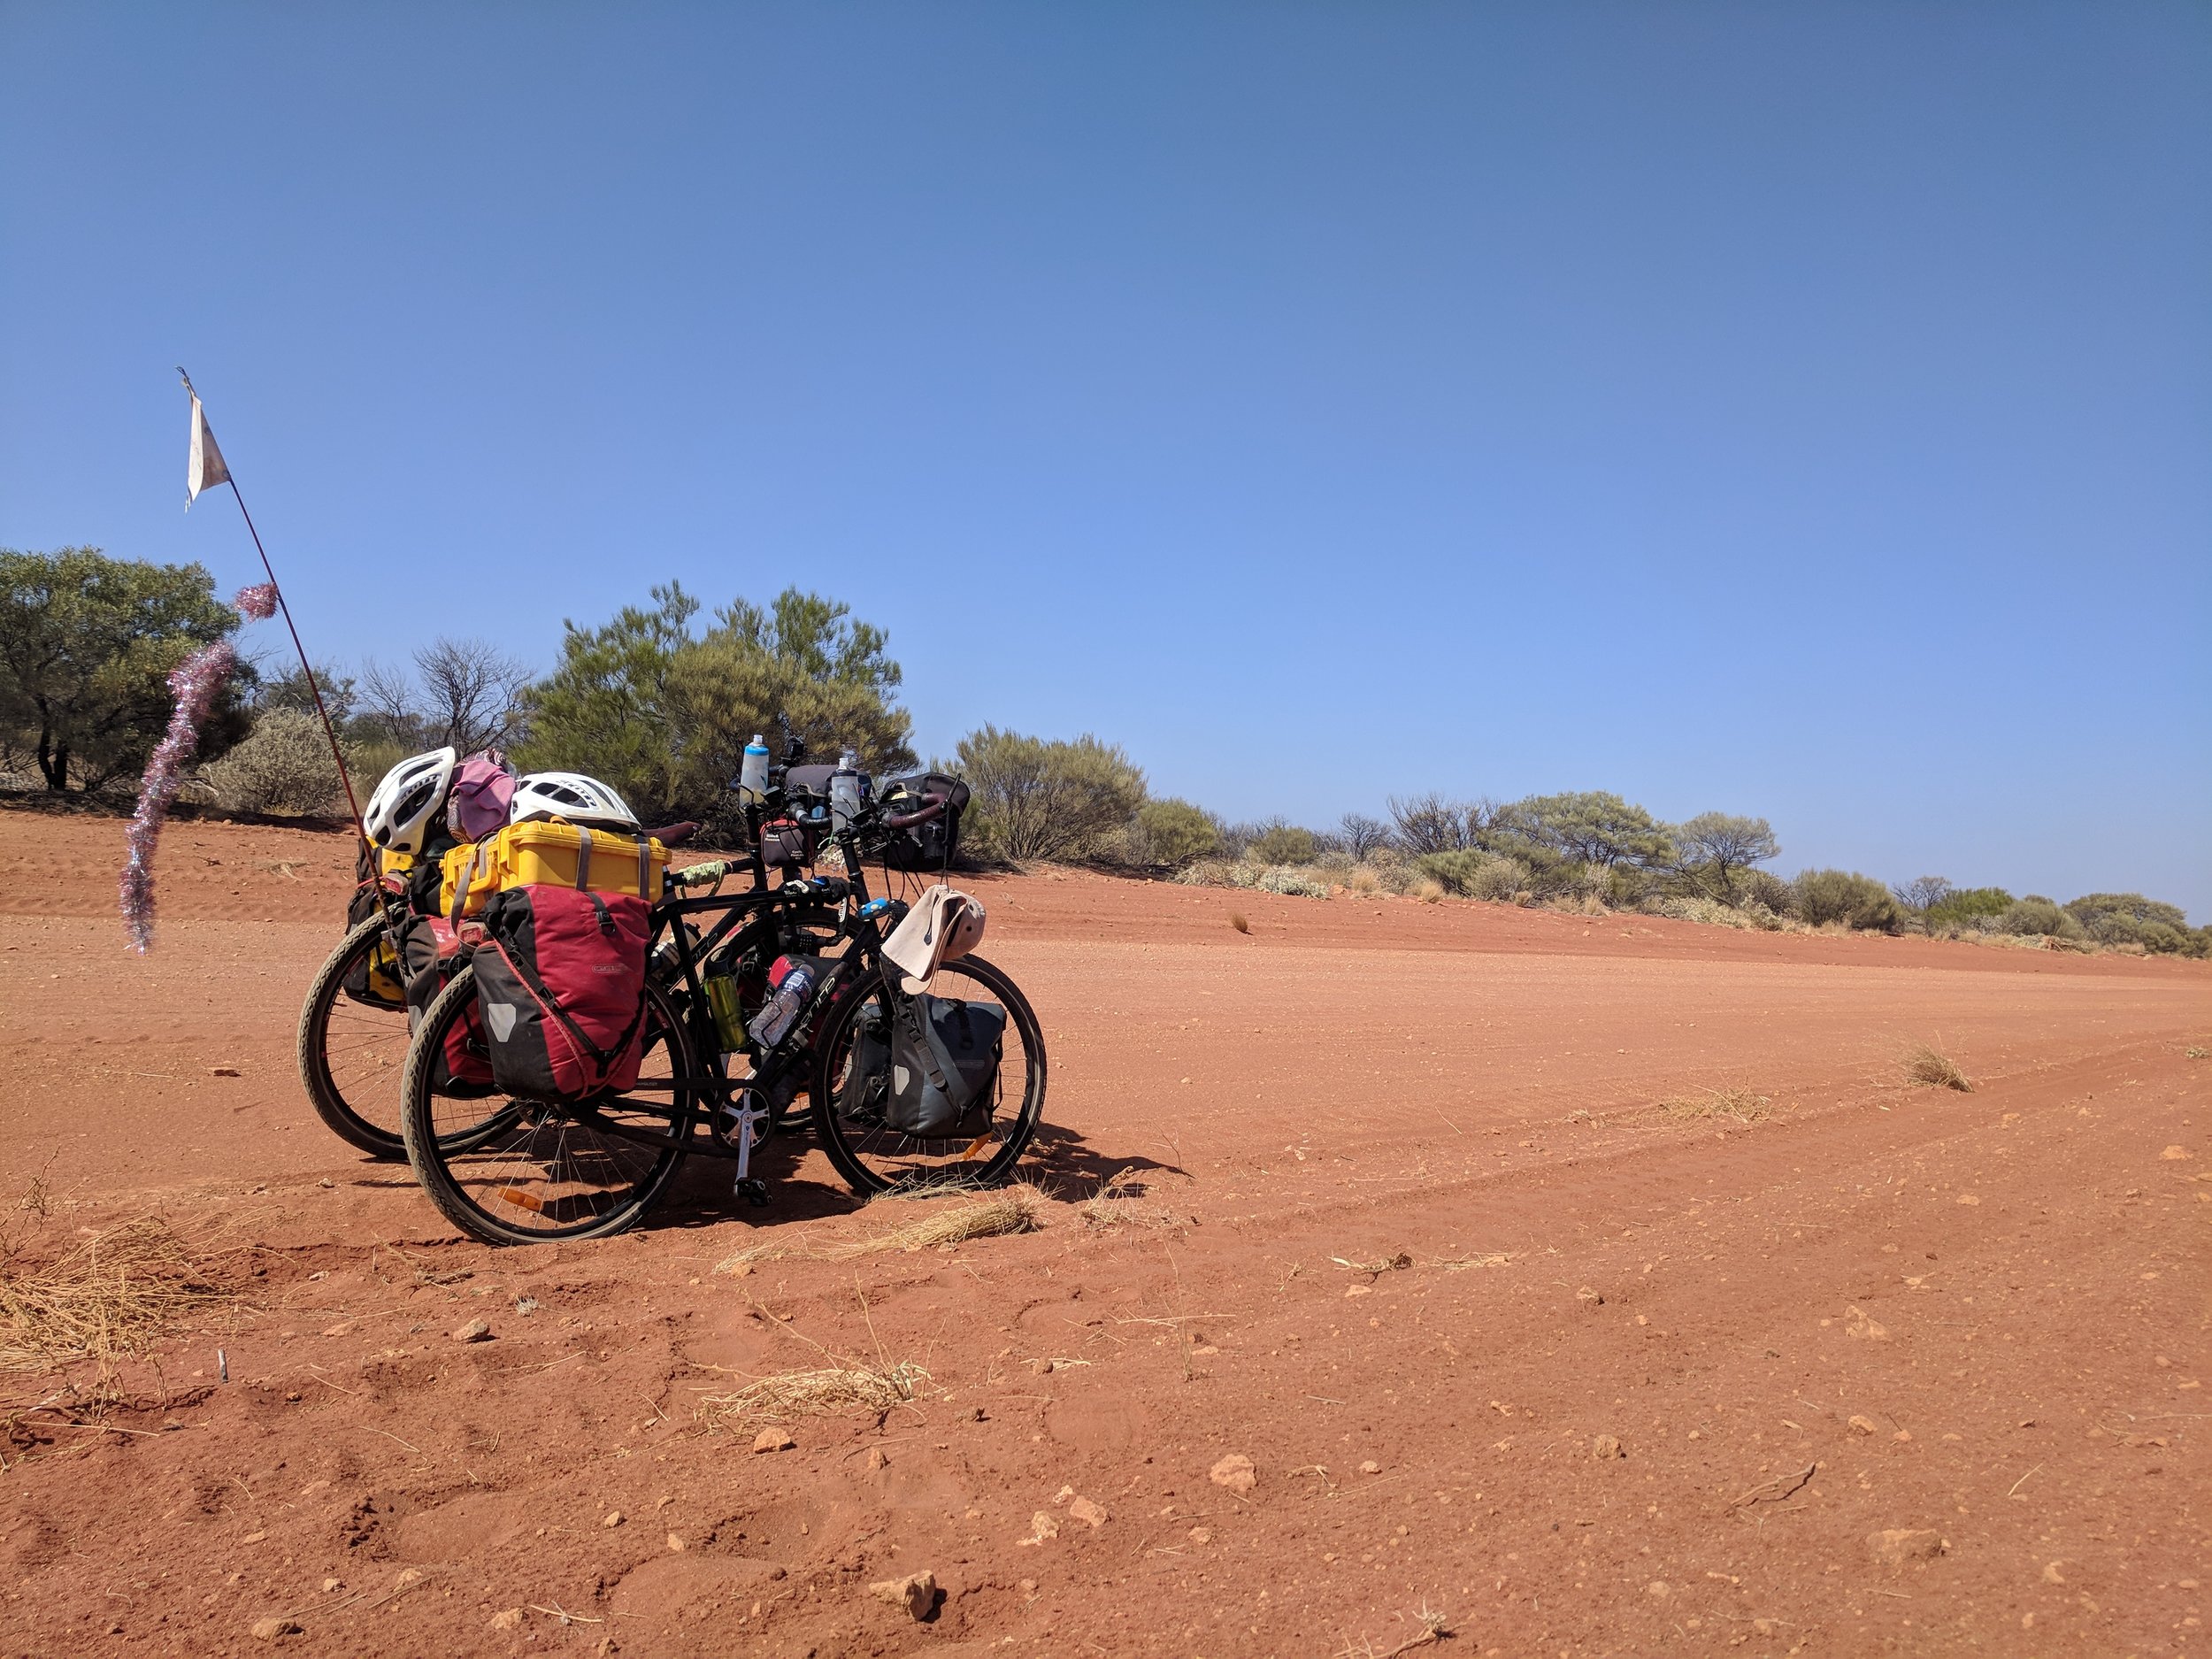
xmin=497 ymin=1188 xmax=544 ymax=1213
xmin=958 ymin=1135 xmax=992 ymax=1162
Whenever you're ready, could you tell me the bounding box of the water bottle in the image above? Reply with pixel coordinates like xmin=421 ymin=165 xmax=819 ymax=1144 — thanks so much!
xmin=746 ymin=955 xmax=817 ymax=1048
xmin=737 ymin=734 xmax=770 ymax=804
xmin=829 ymin=750 xmax=863 ymax=832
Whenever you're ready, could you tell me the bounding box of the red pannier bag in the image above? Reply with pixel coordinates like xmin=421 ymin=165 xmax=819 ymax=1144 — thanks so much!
xmin=399 ymin=913 xmax=495 ymax=1092
xmin=472 ymin=881 xmax=649 ymax=1101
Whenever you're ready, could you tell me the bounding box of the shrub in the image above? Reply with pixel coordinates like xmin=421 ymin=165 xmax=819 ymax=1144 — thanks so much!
xmin=1387 ymin=793 xmax=1489 ymax=855
xmin=1255 ymin=866 xmax=1330 ymax=899
xmin=1999 ymin=895 xmax=2085 ymax=940
xmin=956 ymin=726 xmax=1145 ymax=862
xmin=1249 ymin=824 xmax=1317 ymax=865
xmin=1793 ymin=869 xmax=1904 ymax=933
xmin=1342 ymin=865 xmax=1383 ymax=896
xmin=1338 ymin=812 xmax=1393 ymax=860
xmin=1132 ymin=798 xmax=1220 ymax=867
xmin=2064 ymin=893 xmax=2192 ymax=949
xmin=1419 ymin=849 xmax=1528 ymax=902
xmin=1732 ymin=867 xmax=1793 ymax=914
xmin=1924 ymin=887 xmax=2013 ymax=930
xmin=199 ymin=710 xmax=354 ymax=814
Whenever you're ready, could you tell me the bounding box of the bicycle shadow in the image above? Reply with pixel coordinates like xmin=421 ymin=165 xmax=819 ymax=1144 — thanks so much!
xmin=629 ymin=1117 xmax=1188 ymax=1236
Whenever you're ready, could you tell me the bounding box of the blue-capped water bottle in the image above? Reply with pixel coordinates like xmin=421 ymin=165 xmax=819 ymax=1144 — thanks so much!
xmin=829 ymin=749 xmax=864 ymax=832
xmin=747 ymin=955 xmax=817 ymax=1048
xmin=737 ymin=733 xmax=770 ymax=804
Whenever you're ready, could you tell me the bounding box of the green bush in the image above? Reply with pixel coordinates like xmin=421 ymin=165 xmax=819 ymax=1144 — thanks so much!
xmin=2064 ymin=893 xmax=2192 ymax=949
xmin=1924 ymin=887 xmax=2013 ymax=929
xmin=1249 ymin=824 xmax=1317 ymax=865
xmin=516 ymin=583 xmax=914 ymax=826
xmin=1501 ymin=791 xmax=1674 ymax=870
xmin=1793 ymin=869 xmax=1904 ymax=933
xmin=956 ymin=726 xmax=1145 ymax=862
xmin=1132 ymin=798 xmax=1220 ymax=867
xmin=1669 ymin=812 xmax=1781 ymax=901
xmin=1418 ymin=849 xmax=1529 ymax=901
xmin=1999 ymin=895 xmax=2085 ymax=940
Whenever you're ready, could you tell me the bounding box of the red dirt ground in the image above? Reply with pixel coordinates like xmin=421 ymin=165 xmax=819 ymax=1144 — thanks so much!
xmin=1 ymin=810 xmax=2206 ymax=1658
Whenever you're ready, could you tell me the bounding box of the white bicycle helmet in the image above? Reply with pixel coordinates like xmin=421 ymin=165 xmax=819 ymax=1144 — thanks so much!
xmin=364 ymin=747 xmax=457 ymax=854
xmin=509 ymin=772 xmax=641 ymax=833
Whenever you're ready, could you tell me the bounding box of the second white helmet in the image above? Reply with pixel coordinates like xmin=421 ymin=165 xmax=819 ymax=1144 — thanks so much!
xmin=509 ymin=772 xmax=641 ymax=833
xmin=363 ymin=747 xmax=457 ymax=854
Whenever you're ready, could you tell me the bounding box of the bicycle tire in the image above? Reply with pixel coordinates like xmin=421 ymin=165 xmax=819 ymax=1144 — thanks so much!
xmin=401 ymin=965 xmax=695 ymax=1245
xmin=810 ymin=953 xmax=1047 ymax=1196
xmin=296 ymin=913 xmax=412 ymax=1159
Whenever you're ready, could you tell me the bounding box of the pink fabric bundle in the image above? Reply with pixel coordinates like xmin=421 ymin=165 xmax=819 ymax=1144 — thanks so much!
xmin=448 ymin=750 xmax=518 ymax=840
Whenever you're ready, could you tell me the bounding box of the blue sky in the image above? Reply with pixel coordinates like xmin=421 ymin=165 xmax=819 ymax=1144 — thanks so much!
xmin=4 ymin=4 xmax=2207 ymax=916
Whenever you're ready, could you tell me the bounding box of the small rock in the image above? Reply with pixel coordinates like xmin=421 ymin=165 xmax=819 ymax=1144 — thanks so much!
xmin=1893 ymin=1429 xmax=1913 ymax=1443
xmin=1018 ymin=1511 xmax=1059 ymax=1546
xmin=1187 ymin=1525 xmax=1211 ymax=1544
xmin=1955 ymin=1194 xmax=1981 ymax=1206
xmin=1844 ymin=1305 xmax=1891 ymax=1341
xmin=666 ymin=1532 xmax=687 ymax=1552
xmin=868 ymin=1569 xmax=937 ymax=1621
xmin=489 ymin=1608 xmax=525 ymax=1632
xmin=603 ymin=1510 xmax=624 ymax=1528
xmin=1848 ymin=1415 xmax=1880 ymax=1436
xmin=2162 ymin=1145 xmax=2193 ymax=1161
xmin=250 ymin=1617 xmax=303 ymax=1640
xmin=211 ymin=1066 xmax=242 ymax=1078
xmin=1866 ymin=1528 xmax=1947 ymax=1565
xmin=751 ymin=1427 xmax=795 ymax=1454
xmin=866 ymin=1447 xmax=887 ymax=1471
xmin=1576 ymin=1286 xmax=1604 ymax=1306
xmin=319 ymin=1578 xmax=342 ymax=1594
xmin=1592 ymin=1434 xmax=1624 ymax=1461
xmin=453 ymin=1317 xmax=492 ymax=1343
xmin=1343 ymin=1284 xmax=1372 ymax=1298
xmin=241 ymin=1530 xmax=267 ymax=1544
xmin=1052 ymin=1484 xmax=1076 ymax=1505
xmin=2043 ymin=1562 xmax=2066 ymax=1584
xmin=1357 ymin=1459 xmax=1381 ymax=1474
xmin=1209 ymin=1453 xmax=1257 ymax=1493
xmin=1647 ymin=1580 xmax=1671 ymax=1600
xmin=1067 ymin=1495 xmax=1107 ymax=1529
xmin=316 ymin=1179 xmax=334 ymax=1188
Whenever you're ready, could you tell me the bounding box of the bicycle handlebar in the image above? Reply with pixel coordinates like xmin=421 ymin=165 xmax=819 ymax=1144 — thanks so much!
xmin=649 ymin=821 xmax=702 ymax=847
xmin=879 ymin=795 xmax=948 ymax=832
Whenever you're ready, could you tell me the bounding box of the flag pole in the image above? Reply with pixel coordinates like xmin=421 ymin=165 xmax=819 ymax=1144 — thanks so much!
xmin=177 ymin=367 xmax=368 ymax=850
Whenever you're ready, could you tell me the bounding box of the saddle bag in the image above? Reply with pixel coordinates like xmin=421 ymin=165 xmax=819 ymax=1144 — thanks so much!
xmin=883 ymin=994 xmax=1006 ymax=1137
xmin=471 ymin=834 xmax=651 ymax=1101
xmin=875 ymin=772 xmax=969 ymax=872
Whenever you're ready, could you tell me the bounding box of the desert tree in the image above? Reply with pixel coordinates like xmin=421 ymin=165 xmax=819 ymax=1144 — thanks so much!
xmin=1337 ymin=811 xmax=1393 ymax=860
xmin=1671 ymin=811 xmax=1780 ymax=901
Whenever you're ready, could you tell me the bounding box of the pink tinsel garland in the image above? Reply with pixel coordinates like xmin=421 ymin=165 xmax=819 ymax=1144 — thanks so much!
xmin=119 ymin=582 xmax=280 ymax=952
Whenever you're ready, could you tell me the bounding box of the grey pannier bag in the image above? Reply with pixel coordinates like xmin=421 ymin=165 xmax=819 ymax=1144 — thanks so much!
xmin=884 ymin=995 xmax=1006 ymax=1137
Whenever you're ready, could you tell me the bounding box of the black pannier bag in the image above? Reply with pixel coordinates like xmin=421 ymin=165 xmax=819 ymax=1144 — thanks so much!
xmin=883 ymin=995 xmax=1005 ymax=1137
xmin=398 ymin=914 xmax=494 ymax=1094
xmin=875 ymin=772 xmax=969 ymax=872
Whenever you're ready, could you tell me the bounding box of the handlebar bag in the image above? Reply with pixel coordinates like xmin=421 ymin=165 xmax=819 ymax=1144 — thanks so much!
xmin=397 ymin=913 xmax=494 ymax=1094
xmin=883 ymin=994 xmax=1005 ymax=1137
xmin=472 ymin=869 xmax=650 ymax=1102
xmin=875 ymin=773 xmax=970 ymax=872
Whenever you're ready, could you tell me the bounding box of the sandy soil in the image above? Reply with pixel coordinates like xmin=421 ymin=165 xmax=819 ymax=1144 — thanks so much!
xmin=1 ymin=810 xmax=2206 ymax=1658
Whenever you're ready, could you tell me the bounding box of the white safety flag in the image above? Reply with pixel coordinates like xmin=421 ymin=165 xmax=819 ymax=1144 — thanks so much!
xmin=187 ymin=394 xmax=230 ymax=507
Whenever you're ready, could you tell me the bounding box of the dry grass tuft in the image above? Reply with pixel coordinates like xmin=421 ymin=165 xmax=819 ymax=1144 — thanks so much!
xmin=1228 ymin=910 xmax=1251 ymax=934
xmin=1655 ymin=1087 xmax=1776 ymax=1125
xmin=1080 ymin=1167 xmax=1187 ymax=1233
xmin=696 ymin=1359 xmax=928 ymax=1429
xmin=1903 ymin=1044 xmax=1973 ymax=1092
xmin=1 ymin=1212 xmax=237 ymax=1377
xmin=717 ymin=1185 xmax=1043 ymax=1272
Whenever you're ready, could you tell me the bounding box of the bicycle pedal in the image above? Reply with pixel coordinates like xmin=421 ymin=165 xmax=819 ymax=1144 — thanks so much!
xmin=735 ymin=1178 xmax=770 ymax=1208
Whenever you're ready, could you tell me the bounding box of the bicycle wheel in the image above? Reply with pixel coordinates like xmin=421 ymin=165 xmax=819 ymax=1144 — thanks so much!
xmin=810 ymin=954 xmax=1046 ymax=1196
xmin=296 ymin=913 xmax=413 ymax=1158
xmin=401 ymin=965 xmax=696 ymax=1244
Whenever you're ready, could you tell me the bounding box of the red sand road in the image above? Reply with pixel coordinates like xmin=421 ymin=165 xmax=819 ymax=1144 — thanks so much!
xmin=1 ymin=810 xmax=2207 ymax=1658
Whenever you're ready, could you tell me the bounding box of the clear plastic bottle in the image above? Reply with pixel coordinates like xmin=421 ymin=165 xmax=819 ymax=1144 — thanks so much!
xmin=746 ymin=956 xmax=817 ymax=1048
xmin=737 ymin=734 xmax=770 ymax=804
xmin=829 ymin=750 xmax=863 ymax=832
